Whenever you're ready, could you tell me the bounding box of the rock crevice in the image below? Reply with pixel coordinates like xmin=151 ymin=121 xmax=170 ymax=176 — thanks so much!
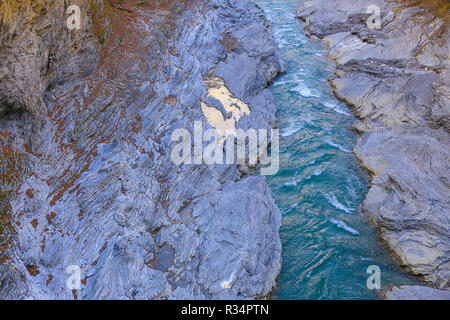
xmin=0 ymin=0 xmax=285 ymax=299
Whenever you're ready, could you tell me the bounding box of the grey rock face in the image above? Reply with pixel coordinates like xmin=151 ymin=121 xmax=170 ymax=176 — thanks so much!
xmin=383 ymin=286 xmax=450 ymax=300
xmin=0 ymin=0 xmax=285 ymax=299
xmin=0 ymin=0 xmax=109 ymax=119
xmin=298 ymin=0 xmax=449 ymax=290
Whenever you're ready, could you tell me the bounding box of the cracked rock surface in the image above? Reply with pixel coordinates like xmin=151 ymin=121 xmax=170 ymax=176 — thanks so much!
xmin=298 ymin=0 xmax=449 ymax=293
xmin=0 ymin=0 xmax=285 ymax=299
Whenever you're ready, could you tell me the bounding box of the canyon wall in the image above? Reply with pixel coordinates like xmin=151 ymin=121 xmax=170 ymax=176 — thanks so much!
xmin=0 ymin=0 xmax=285 ymax=299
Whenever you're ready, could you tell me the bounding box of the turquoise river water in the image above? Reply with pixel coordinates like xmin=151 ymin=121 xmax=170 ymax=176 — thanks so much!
xmin=255 ymin=0 xmax=419 ymax=299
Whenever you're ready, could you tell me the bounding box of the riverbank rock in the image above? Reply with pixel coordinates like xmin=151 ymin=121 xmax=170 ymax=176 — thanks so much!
xmin=0 ymin=0 xmax=285 ymax=299
xmin=298 ymin=0 xmax=449 ymax=292
xmin=383 ymin=285 xmax=450 ymax=300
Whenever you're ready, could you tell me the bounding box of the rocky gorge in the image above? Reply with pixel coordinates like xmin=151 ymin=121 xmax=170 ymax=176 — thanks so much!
xmin=0 ymin=0 xmax=285 ymax=299
xmin=298 ymin=0 xmax=449 ymax=298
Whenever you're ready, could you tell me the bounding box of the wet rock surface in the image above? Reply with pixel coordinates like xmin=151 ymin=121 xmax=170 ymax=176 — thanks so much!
xmin=0 ymin=0 xmax=285 ymax=299
xmin=298 ymin=0 xmax=449 ymax=292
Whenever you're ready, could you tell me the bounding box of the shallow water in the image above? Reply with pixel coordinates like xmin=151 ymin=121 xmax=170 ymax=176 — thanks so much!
xmin=255 ymin=0 xmax=420 ymax=299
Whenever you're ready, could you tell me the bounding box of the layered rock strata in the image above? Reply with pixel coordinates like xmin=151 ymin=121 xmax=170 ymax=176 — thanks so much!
xmin=0 ymin=0 xmax=285 ymax=299
xmin=298 ymin=0 xmax=449 ymax=297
